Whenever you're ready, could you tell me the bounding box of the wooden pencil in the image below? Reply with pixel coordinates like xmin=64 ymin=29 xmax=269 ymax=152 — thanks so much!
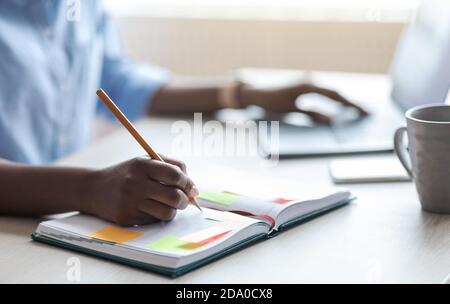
xmin=96 ymin=88 xmax=202 ymax=211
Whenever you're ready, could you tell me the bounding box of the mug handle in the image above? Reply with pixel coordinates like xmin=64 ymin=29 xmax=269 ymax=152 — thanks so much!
xmin=394 ymin=127 xmax=413 ymax=177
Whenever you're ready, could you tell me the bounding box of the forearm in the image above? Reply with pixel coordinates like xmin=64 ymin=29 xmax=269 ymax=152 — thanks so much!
xmin=149 ymin=76 xmax=283 ymax=114
xmin=149 ymin=77 xmax=227 ymax=114
xmin=0 ymin=159 xmax=94 ymax=216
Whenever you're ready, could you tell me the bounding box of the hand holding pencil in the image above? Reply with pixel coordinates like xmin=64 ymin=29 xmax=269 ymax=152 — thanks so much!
xmin=84 ymin=89 xmax=201 ymax=226
xmin=97 ymin=88 xmax=201 ymax=211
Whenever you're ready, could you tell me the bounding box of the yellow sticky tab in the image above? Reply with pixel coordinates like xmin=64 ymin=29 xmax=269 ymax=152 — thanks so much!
xmin=148 ymin=235 xmax=200 ymax=254
xmin=88 ymin=226 xmax=143 ymax=244
xmin=198 ymin=191 xmax=239 ymax=206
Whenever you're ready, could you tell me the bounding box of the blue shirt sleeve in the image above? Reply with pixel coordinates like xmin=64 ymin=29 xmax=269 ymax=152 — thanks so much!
xmin=98 ymin=12 xmax=170 ymax=121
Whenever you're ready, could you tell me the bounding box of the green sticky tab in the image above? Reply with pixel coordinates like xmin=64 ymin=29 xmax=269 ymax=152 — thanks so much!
xmin=198 ymin=191 xmax=239 ymax=206
xmin=148 ymin=235 xmax=200 ymax=254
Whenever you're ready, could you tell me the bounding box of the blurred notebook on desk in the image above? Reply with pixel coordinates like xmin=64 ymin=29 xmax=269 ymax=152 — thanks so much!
xmin=32 ymin=168 xmax=352 ymax=277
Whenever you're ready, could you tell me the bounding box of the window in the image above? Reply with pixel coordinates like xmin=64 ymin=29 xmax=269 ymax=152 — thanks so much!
xmin=104 ymin=0 xmax=421 ymax=22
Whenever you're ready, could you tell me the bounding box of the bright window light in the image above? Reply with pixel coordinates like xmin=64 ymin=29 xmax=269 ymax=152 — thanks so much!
xmin=104 ymin=0 xmax=421 ymax=22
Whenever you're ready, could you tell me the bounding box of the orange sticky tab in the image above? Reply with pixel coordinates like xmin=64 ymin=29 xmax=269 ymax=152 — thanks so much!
xmin=88 ymin=226 xmax=143 ymax=244
xmin=180 ymin=222 xmax=240 ymax=245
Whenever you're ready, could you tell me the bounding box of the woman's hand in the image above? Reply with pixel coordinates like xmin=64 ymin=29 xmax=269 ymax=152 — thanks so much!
xmin=86 ymin=156 xmax=198 ymax=226
xmin=240 ymin=83 xmax=368 ymax=124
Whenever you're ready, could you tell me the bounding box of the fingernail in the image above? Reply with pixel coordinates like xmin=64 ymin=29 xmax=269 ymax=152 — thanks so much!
xmin=189 ymin=185 xmax=199 ymax=198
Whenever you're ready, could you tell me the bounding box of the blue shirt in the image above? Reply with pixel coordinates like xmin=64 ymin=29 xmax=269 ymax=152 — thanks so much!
xmin=0 ymin=0 xmax=170 ymax=164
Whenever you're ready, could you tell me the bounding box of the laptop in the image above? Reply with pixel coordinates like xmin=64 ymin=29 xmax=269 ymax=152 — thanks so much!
xmin=258 ymin=0 xmax=450 ymax=159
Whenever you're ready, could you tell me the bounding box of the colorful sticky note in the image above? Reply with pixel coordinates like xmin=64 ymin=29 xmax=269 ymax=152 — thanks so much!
xmin=148 ymin=221 xmax=240 ymax=254
xmin=88 ymin=226 xmax=143 ymax=244
xmin=148 ymin=235 xmax=200 ymax=254
xmin=273 ymin=197 xmax=293 ymax=204
xmin=198 ymin=191 xmax=239 ymax=206
xmin=201 ymin=231 xmax=229 ymax=244
xmin=180 ymin=222 xmax=239 ymax=245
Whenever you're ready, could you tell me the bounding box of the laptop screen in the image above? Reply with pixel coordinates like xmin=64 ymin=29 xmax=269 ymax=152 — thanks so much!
xmin=390 ymin=0 xmax=450 ymax=111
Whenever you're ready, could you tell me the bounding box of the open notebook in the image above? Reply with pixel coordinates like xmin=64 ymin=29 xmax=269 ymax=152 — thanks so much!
xmin=32 ymin=188 xmax=352 ymax=277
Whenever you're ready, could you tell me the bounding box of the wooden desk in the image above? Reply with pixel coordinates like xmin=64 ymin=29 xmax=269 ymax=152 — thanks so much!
xmin=1 ymin=116 xmax=449 ymax=283
xmin=0 ymin=73 xmax=450 ymax=283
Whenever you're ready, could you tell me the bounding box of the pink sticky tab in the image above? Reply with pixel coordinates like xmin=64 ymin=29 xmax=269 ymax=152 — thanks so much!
xmin=180 ymin=222 xmax=240 ymax=245
xmin=273 ymin=197 xmax=293 ymax=204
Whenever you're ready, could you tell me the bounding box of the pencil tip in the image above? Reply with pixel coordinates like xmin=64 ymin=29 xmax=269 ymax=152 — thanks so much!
xmin=190 ymin=197 xmax=203 ymax=212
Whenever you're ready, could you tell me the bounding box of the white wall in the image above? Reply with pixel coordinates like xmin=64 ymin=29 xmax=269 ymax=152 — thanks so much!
xmin=115 ymin=17 xmax=405 ymax=75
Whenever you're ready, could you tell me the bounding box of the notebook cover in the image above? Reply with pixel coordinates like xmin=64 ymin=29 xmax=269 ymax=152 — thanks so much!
xmin=267 ymin=197 xmax=353 ymax=238
xmin=31 ymin=232 xmax=267 ymax=278
xmin=31 ymin=197 xmax=352 ymax=277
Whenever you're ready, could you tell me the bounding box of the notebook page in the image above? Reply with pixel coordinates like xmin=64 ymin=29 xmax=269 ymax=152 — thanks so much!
xmin=38 ymin=206 xmax=265 ymax=258
xmin=197 ymin=193 xmax=285 ymax=222
xmin=192 ymin=165 xmax=348 ymax=225
xmin=191 ymin=165 xmax=344 ymax=200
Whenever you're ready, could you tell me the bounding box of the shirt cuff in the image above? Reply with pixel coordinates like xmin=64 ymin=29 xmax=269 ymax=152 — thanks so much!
xmin=101 ymin=63 xmax=171 ymax=121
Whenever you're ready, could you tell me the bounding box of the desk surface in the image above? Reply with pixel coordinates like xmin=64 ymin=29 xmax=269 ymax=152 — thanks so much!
xmin=1 ymin=72 xmax=449 ymax=283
